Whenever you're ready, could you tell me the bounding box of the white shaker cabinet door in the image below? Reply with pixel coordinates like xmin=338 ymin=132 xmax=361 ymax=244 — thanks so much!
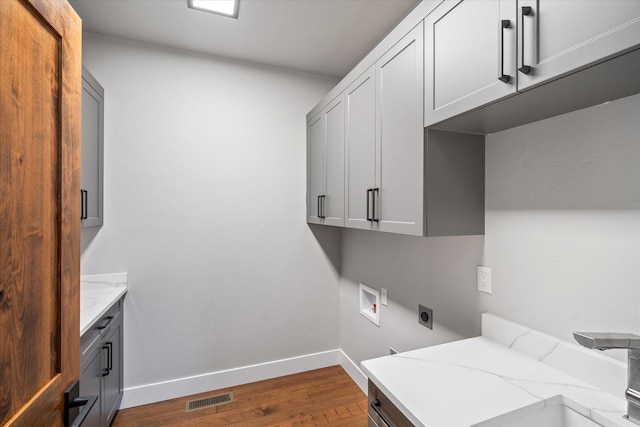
xmin=424 ymin=0 xmax=517 ymax=127
xmin=307 ymin=112 xmax=325 ymax=225
xmin=517 ymin=0 xmax=640 ymax=91
xmin=345 ymin=66 xmax=377 ymax=231
xmin=376 ymin=22 xmax=425 ymax=236
xmin=323 ymin=96 xmax=345 ymax=227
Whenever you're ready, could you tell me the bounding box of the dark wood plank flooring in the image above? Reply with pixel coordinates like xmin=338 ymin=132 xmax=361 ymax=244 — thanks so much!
xmin=112 ymin=365 xmax=368 ymax=426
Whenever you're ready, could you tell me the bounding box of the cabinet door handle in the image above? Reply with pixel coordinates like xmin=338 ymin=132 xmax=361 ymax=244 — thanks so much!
xmin=80 ymin=190 xmax=86 ymax=220
xmin=106 ymin=341 xmax=113 ymax=371
xmin=96 ymin=315 xmax=114 ymax=330
xmin=372 ymin=188 xmax=379 ymax=223
xmin=498 ymin=19 xmax=511 ymax=83
xmin=519 ymin=6 xmax=533 ymax=75
xmin=101 ymin=344 xmax=110 ymax=377
xmin=317 ymin=195 xmax=321 ymax=219
xmin=370 ymin=400 xmax=394 ymax=427
xmin=320 ymin=195 xmax=326 ymax=219
xmin=366 ymin=189 xmax=373 ymax=222
xmin=64 ymin=380 xmax=98 ymax=427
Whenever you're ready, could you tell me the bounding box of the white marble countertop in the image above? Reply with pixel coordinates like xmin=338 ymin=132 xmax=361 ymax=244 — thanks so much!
xmin=361 ymin=314 xmax=631 ymax=427
xmin=80 ymin=273 xmax=128 ymax=336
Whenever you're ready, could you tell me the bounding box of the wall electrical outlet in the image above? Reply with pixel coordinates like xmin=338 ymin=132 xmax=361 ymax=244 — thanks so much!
xmin=381 ymin=288 xmax=388 ymax=306
xmin=477 ymin=266 xmax=492 ymax=294
xmin=418 ymin=305 xmax=433 ymax=329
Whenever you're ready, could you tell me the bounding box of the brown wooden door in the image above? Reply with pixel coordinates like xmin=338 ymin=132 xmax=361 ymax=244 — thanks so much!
xmin=0 ymin=0 xmax=81 ymax=425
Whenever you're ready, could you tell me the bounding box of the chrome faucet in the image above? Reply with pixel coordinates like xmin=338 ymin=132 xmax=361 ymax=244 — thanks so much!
xmin=574 ymin=332 xmax=640 ymax=425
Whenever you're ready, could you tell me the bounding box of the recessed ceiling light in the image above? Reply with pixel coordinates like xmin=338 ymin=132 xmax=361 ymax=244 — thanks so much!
xmin=187 ymin=0 xmax=239 ymax=19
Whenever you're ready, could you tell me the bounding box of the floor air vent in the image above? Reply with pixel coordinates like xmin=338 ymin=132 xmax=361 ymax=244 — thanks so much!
xmin=185 ymin=392 xmax=234 ymax=413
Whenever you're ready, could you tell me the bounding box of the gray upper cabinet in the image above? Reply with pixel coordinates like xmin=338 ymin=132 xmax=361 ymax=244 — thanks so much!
xmin=81 ymin=67 xmax=104 ymax=228
xmin=307 ymin=95 xmax=345 ymax=227
xmin=517 ymin=0 xmax=640 ymax=91
xmin=345 ymin=66 xmax=376 ymax=231
xmin=425 ymin=0 xmax=517 ymax=127
xmin=344 ymin=23 xmax=425 ymax=237
xmin=323 ymin=96 xmax=346 ymax=227
xmin=425 ymin=0 xmax=640 ymax=128
xmin=375 ymin=22 xmax=424 ymax=236
xmin=307 ymin=0 xmax=640 ymax=236
xmin=307 ymin=112 xmax=324 ymax=225
xmin=308 ymin=7 xmax=486 ymax=237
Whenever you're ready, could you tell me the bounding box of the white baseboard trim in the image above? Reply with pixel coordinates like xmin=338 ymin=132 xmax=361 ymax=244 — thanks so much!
xmin=338 ymin=350 xmax=368 ymax=394
xmin=121 ymin=349 xmax=368 ymax=409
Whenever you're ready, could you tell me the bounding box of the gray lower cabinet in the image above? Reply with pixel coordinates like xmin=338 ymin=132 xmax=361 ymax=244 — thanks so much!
xmin=81 ymin=66 xmax=104 ymax=228
xmin=101 ymin=319 xmax=122 ymax=425
xmin=80 ymin=298 xmax=124 ymax=427
xmin=368 ymin=380 xmax=413 ymax=427
xmin=80 ymin=345 xmax=103 ymax=427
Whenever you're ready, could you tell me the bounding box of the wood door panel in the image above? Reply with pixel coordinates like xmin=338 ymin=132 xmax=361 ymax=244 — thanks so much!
xmin=0 ymin=0 xmax=81 ymax=425
xmin=1 ymin=0 xmax=61 ymax=401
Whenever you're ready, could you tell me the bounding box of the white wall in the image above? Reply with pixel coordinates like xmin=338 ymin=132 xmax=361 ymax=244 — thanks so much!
xmin=481 ymin=93 xmax=640 ymax=361
xmin=339 ymin=93 xmax=640 ymax=366
xmin=80 ymin=33 xmax=341 ymax=390
xmin=81 ymin=31 xmax=640 ymax=395
xmin=340 ymin=231 xmax=483 ymax=364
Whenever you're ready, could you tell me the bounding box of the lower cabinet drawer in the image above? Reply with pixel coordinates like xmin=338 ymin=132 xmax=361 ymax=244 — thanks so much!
xmin=368 ymin=380 xmax=414 ymax=427
xmin=81 ymin=299 xmax=121 ymax=357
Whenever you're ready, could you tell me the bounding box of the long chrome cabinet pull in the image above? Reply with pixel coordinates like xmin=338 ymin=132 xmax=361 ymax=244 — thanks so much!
xmin=499 ymin=19 xmax=511 ymax=83
xmin=317 ymin=195 xmax=321 ymax=219
xmin=370 ymin=400 xmax=394 ymax=427
xmin=366 ymin=189 xmax=373 ymax=221
xmin=519 ymin=6 xmax=533 ymax=75
xmin=372 ymin=188 xmax=380 ymax=223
